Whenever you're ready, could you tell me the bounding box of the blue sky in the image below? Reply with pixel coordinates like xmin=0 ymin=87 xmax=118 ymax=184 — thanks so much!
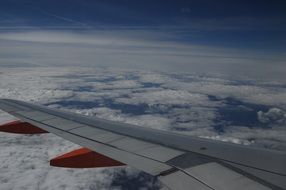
xmin=0 ymin=0 xmax=285 ymax=80
xmin=1 ymin=0 xmax=285 ymax=49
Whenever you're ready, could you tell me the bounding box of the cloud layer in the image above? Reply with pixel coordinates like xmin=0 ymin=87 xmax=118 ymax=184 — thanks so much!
xmin=1 ymin=30 xmax=285 ymax=81
xmin=0 ymin=67 xmax=286 ymax=189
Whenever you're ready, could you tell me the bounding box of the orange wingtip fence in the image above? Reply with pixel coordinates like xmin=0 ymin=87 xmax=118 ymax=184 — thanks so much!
xmin=0 ymin=120 xmax=48 ymax=134
xmin=50 ymin=147 xmax=125 ymax=168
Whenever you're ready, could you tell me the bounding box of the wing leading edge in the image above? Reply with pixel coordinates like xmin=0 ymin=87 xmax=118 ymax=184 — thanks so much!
xmin=0 ymin=99 xmax=285 ymax=190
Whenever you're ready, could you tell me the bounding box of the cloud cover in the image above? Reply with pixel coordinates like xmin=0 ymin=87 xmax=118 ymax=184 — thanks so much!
xmin=0 ymin=67 xmax=286 ymax=189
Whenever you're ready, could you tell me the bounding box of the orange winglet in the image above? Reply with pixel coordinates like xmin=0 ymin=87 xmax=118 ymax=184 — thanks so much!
xmin=0 ymin=120 xmax=48 ymax=134
xmin=50 ymin=147 xmax=125 ymax=168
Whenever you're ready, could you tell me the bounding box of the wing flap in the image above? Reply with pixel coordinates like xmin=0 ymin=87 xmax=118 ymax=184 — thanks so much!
xmin=225 ymin=161 xmax=286 ymax=190
xmin=69 ymin=125 xmax=107 ymax=137
xmin=184 ymin=162 xmax=271 ymax=190
xmin=159 ymin=170 xmax=212 ymax=190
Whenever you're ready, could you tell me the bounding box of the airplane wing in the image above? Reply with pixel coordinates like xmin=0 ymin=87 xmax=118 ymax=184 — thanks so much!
xmin=0 ymin=99 xmax=285 ymax=190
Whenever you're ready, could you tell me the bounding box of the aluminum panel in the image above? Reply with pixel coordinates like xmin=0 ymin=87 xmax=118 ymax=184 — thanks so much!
xmin=185 ymin=162 xmax=271 ymax=190
xmin=16 ymin=110 xmax=55 ymax=121
xmin=166 ymin=152 xmax=211 ymax=169
xmin=69 ymin=126 xmax=106 ymax=138
xmin=42 ymin=117 xmax=83 ymax=131
xmin=29 ymin=122 xmax=65 ymax=135
xmin=110 ymin=137 xmax=156 ymax=152
xmin=90 ymin=131 xmax=124 ymax=143
xmin=159 ymin=170 xmax=211 ymax=190
xmin=225 ymin=161 xmax=286 ymax=190
xmin=0 ymin=102 xmax=20 ymax=112
xmin=0 ymin=101 xmax=31 ymax=111
xmin=136 ymin=146 xmax=184 ymax=162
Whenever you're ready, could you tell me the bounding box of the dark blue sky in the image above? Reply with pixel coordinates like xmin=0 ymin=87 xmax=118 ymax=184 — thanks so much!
xmin=1 ymin=0 xmax=285 ymax=50
xmin=1 ymin=0 xmax=286 ymax=25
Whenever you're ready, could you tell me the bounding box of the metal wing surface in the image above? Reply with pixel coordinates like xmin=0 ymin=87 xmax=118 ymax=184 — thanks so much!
xmin=0 ymin=99 xmax=285 ymax=190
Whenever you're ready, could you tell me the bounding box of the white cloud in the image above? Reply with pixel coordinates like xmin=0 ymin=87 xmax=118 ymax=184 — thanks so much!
xmin=258 ymin=108 xmax=286 ymax=124
xmin=224 ymin=125 xmax=286 ymax=151
xmin=126 ymin=114 xmax=172 ymax=131
xmin=199 ymin=135 xmax=253 ymax=145
xmin=138 ymin=72 xmax=171 ymax=84
xmin=115 ymin=89 xmax=213 ymax=107
xmin=168 ymin=107 xmax=218 ymax=130
xmin=89 ymin=80 xmax=142 ymax=90
xmin=164 ymin=79 xmax=286 ymax=108
xmin=74 ymin=108 xmax=171 ymax=131
xmin=0 ymin=131 xmax=132 ymax=190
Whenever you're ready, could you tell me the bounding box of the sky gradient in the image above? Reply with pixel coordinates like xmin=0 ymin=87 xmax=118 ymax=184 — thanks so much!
xmin=0 ymin=0 xmax=286 ymax=81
